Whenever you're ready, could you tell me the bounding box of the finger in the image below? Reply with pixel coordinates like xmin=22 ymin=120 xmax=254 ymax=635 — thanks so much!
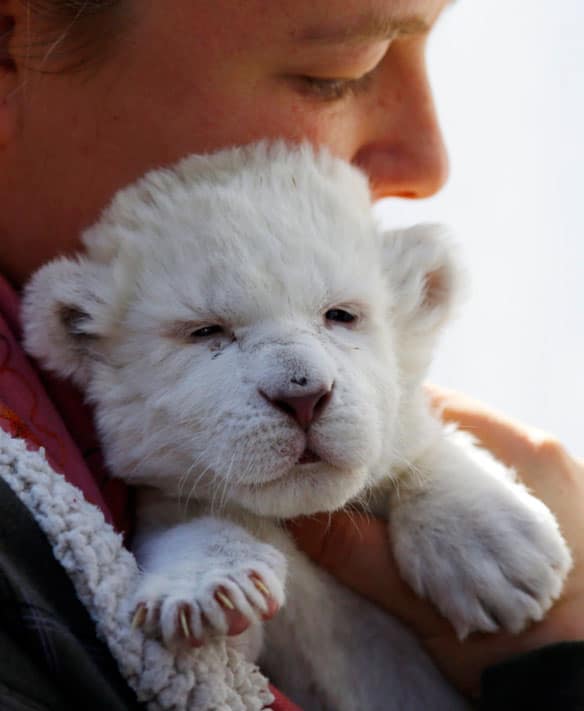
xmin=425 ymin=384 xmax=553 ymax=473
xmin=287 ymin=512 xmax=450 ymax=636
xmin=425 ymin=385 xmax=584 ymax=534
xmin=223 ymin=608 xmax=252 ymax=636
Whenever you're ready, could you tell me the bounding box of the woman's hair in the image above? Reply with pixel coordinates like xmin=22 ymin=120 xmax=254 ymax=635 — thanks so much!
xmin=19 ymin=0 xmax=125 ymax=71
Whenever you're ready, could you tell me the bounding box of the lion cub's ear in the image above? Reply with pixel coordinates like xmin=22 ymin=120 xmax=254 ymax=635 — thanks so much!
xmin=382 ymin=223 xmax=467 ymax=377
xmin=22 ymin=256 xmax=116 ymax=386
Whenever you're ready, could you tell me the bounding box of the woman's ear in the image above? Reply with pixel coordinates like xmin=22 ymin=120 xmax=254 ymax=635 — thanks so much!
xmin=22 ymin=256 xmax=116 ymax=387
xmin=382 ymin=223 xmax=467 ymax=377
xmin=0 ymin=2 xmax=20 ymax=149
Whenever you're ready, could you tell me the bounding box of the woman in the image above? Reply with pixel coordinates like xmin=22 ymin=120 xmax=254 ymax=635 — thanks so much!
xmin=1 ymin=1 xmax=583 ymax=708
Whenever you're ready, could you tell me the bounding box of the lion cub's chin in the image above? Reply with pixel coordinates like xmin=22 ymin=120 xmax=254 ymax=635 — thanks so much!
xmin=232 ymin=462 xmax=369 ymax=519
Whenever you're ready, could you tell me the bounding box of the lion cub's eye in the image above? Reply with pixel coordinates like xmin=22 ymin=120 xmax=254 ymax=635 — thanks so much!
xmin=189 ymin=325 xmax=225 ymax=339
xmin=325 ymin=308 xmax=357 ymax=325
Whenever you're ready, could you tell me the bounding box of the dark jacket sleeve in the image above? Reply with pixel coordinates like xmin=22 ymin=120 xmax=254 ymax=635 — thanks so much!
xmin=0 ymin=477 xmax=142 ymax=711
xmin=480 ymin=641 xmax=584 ymax=711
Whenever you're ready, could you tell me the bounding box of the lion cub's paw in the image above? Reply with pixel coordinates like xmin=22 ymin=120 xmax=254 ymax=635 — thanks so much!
xmin=392 ymin=485 xmax=572 ymax=639
xmin=131 ymin=544 xmax=286 ymax=648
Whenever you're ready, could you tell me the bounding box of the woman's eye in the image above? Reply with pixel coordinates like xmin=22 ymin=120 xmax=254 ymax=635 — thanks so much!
xmin=298 ymin=77 xmax=355 ymax=101
xmin=325 ymin=308 xmax=357 ymax=325
xmin=190 ymin=325 xmax=224 ymax=339
xmin=296 ymin=69 xmax=376 ymax=102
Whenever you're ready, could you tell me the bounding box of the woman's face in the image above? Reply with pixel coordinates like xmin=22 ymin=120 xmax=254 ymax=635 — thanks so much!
xmin=0 ymin=0 xmax=449 ymax=285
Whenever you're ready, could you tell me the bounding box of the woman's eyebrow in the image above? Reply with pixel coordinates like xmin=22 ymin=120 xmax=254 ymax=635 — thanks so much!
xmin=294 ymin=14 xmax=430 ymax=45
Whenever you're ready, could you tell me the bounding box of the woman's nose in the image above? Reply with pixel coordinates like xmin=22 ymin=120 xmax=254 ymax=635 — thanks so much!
xmin=352 ymin=50 xmax=449 ymax=201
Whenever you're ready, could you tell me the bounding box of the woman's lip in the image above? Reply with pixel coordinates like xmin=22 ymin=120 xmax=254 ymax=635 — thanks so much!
xmin=298 ymin=449 xmax=321 ymax=465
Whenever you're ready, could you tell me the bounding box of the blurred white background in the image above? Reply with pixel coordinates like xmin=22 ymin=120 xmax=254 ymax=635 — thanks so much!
xmin=377 ymin=0 xmax=583 ymax=454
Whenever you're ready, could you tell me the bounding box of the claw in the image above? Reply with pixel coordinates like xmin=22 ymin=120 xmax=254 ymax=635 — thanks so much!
xmin=251 ymin=576 xmax=270 ymax=598
xmin=179 ymin=608 xmax=191 ymax=639
xmin=216 ymin=590 xmax=235 ymax=610
xmin=132 ymin=603 xmax=147 ymax=630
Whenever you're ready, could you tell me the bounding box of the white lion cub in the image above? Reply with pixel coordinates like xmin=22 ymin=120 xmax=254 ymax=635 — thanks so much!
xmin=23 ymin=142 xmax=571 ymax=710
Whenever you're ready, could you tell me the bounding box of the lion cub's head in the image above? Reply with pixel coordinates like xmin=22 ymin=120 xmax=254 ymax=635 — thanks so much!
xmin=23 ymin=142 xmax=463 ymax=518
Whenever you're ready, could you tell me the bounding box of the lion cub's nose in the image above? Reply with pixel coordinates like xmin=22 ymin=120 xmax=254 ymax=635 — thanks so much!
xmin=261 ymin=386 xmax=333 ymax=430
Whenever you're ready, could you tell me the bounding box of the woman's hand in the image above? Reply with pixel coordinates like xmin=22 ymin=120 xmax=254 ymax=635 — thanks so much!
xmin=288 ymin=386 xmax=584 ymax=697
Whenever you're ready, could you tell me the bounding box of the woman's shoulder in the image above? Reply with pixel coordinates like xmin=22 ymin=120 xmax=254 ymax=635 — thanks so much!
xmin=0 ymin=270 xmax=129 ymax=531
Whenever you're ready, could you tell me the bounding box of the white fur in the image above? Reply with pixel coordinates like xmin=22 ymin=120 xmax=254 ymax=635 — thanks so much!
xmin=23 ymin=142 xmax=572 ymax=710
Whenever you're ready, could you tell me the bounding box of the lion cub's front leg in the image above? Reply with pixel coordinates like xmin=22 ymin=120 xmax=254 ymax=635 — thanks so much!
xmin=130 ymin=496 xmax=287 ymax=658
xmin=390 ymin=427 xmax=572 ymax=640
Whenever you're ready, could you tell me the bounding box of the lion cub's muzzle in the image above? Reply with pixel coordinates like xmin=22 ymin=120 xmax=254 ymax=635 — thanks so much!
xmin=259 ymin=384 xmax=334 ymax=431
